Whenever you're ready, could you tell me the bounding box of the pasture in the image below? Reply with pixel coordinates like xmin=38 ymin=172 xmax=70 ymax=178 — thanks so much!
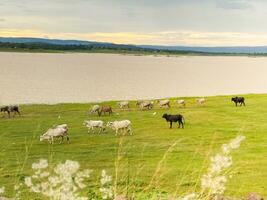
xmin=0 ymin=94 xmax=267 ymax=199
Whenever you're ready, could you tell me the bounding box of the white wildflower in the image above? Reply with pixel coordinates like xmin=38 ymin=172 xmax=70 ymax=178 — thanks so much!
xmin=201 ymin=135 xmax=245 ymax=195
xmin=100 ymin=170 xmax=113 ymax=200
xmin=100 ymin=170 xmax=112 ymax=185
xmin=24 ymin=159 xmax=91 ymax=200
xmin=24 ymin=177 xmax=33 ymax=187
xmin=180 ymin=193 xmax=196 ymax=200
xmin=0 ymin=186 xmax=5 ymax=194
xmin=32 ymin=159 xmax=48 ymax=170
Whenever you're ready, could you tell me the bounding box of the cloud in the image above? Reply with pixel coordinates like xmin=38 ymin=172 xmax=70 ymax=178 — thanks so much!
xmin=0 ymin=18 xmax=6 ymax=22
xmin=216 ymin=0 xmax=253 ymax=10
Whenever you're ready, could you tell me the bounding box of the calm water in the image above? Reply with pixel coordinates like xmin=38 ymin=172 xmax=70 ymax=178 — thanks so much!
xmin=0 ymin=52 xmax=267 ymax=104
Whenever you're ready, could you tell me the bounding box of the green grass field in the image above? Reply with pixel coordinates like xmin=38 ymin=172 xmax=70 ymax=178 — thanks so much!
xmin=0 ymin=94 xmax=267 ymax=199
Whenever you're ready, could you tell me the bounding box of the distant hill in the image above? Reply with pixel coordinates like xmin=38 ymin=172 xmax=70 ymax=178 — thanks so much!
xmin=0 ymin=37 xmax=107 ymax=45
xmin=0 ymin=37 xmax=148 ymax=50
xmin=1 ymin=37 xmax=267 ymax=54
xmin=140 ymin=45 xmax=267 ymax=54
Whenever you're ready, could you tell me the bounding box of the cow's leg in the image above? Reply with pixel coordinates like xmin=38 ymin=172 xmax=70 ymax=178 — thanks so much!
xmin=243 ymin=101 xmax=246 ymax=106
xmin=8 ymin=111 xmax=10 ymax=118
xmin=66 ymin=136 xmax=70 ymax=143
xmin=128 ymin=127 xmax=132 ymax=135
xmin=178 ymin=121 xmax=181 ymax=128
xmin=235 ymin=102 xmax=237 ymax=107
xmin=59 ymin=136 xmax=63 ymax=144
xmin=181 ymin=121 xmax=184 ymax=129
xmin=169 ymin=122 xmax=172 ymax=129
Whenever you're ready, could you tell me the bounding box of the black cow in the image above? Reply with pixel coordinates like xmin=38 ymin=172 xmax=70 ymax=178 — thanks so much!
xmin=0 ymin=106 xmax=21 ymax=118
xmin=231 ymin=97 xmax=245 ymax=106
xmin=162 ymin=113 xmax=185 ymax=129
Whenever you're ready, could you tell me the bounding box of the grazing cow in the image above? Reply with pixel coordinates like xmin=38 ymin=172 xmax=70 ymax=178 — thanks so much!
xmin=157 ymin=100 xmax=171 ymax=108
xmin=231 ymin=96 xmax=245 ymax=106
xmin=89 ymin=105 xmax=100 ymax=114
xmin=40 ymin=124 xmax=69 ymax=144
xmin=53 ymin=124 xmax=68 ymax=130
xmin=118 ymin=101 xmax=129 ymax=109
xmin=136 ymin=100 xmax=143 ymax=107
xmin=176 ymin=99 xmax=186 ymax=107
xmin=0 ymin=105 xmax=20 ymax=118
xmin=136 ymin=101 xmax=153 ymax=110
xmin=196 ymin=98 xmax=206 ymax=105
xmin=162 ymin=113 xmax=185 ymax=129
xmin=98 ymin=106 xmax=113 ymax=116
xmin=106 ymin=120 xmax=132 ymax=135
xmin=83 ymin=120 xmax=105 ymax=133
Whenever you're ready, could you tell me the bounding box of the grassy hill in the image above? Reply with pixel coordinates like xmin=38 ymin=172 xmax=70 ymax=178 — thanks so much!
xmin=0 ymin=94 xmax=266 ymax=199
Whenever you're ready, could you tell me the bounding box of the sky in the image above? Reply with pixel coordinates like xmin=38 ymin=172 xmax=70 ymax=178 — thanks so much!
xmin=1 ymin=0 xmax=267 ymax=46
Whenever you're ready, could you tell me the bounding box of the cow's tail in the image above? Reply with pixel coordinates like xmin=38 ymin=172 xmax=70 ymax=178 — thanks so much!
xmin=182 ymin=116 xmax=185 ymax=124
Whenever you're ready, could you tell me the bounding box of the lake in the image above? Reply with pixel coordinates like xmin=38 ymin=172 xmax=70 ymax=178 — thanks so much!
xmin=0 ymin=52 xmax=267 ymax=104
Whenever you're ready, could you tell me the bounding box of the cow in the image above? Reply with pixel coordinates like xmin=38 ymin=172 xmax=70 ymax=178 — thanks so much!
xmin=89 ymin=105 xmax=100 ymax=114
xmin=40 ymin=124 xmax=69 ymax=144
xmin=136 ymin=101 xmax=153 ymax=110
xmin=83 ymin=120 xmax=105 ymax=133
xmin=106 ymin=120 xmax=132 ymax=135
xmin=176 ymin=99 xmax=186 ymax=107
xmin=231 ymin=96 xmax=245 ymax=106
xmin=196 ymin=98 xmax=206 ymax=105
xmin=157 ymin=100 xmax=171 ymax=108
xmin=0 ymin=105 xmax=20 ymax=118
xmin=98 ymin=106 xmax=113 ymax=116
xmin=118 ymin=101 xmax=129 ymax=109
xmin=162 ymin=113 xmax=185 ymax=129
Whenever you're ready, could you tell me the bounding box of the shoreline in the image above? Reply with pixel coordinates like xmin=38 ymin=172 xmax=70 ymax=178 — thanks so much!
xmin=0 ymin=49 xmax=266 ymax=58
xmin=2 ymin=93 xmax=263 ymax=106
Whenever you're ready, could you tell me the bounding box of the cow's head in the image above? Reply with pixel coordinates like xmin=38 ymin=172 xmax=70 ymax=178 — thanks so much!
xmin=162 ymin=113 xmax=168 ymax=119
xmin=40 ymin=135 xmax=49 ymax=141
xmin=106 ymin=122 xmax=113 ymax=128
xmin=83 ymin=120 xmax=89 ymax=126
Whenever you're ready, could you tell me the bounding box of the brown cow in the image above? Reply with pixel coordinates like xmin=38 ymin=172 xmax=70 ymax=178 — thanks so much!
xmin=98 ymin=106 xmax=113 ymax=116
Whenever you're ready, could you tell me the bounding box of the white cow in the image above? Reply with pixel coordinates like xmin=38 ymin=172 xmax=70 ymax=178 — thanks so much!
xmin=106 ymin=120 xmax=132 ymax=135
xmin=136 ymin=101 xmax=153 ymax=110
xmin=196 ymin=98 xmax=206 ymax=105
xmin=118 ymin=101 xmax=129 ymax=109
xmin=53 ymin=124 xmax=68 ymax=129
xmin=89 ymin=105 xmax=100 ymax=114
xmin=83 ymin=120 xmax=105 ymax=133
xmin=157 ymin=100 xmax=170 ymax=108
xmin=176 ymin=99 xmax=186 ymax=107
xmin=40 ymin=124 xmax=69 ymax=144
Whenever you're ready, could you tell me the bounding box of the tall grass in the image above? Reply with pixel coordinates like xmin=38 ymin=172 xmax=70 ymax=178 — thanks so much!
xmin=0 ymin=135 xmax=245 ymax=200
